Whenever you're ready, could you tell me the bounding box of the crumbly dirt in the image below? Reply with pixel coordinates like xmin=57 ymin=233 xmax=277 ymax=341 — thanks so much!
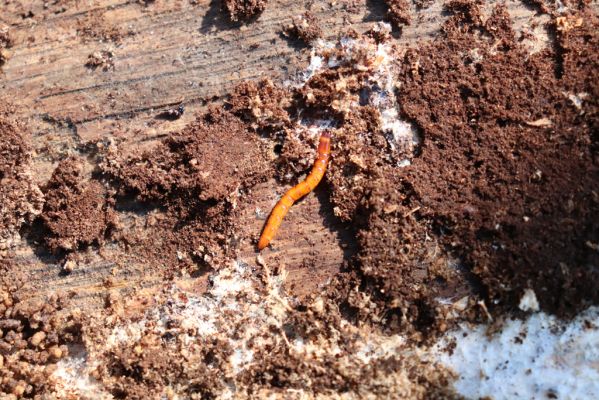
xmin=85 ymin=50 xmax=115 ymax=71
xmin=385 ymin=0 xmax=412 ymax=27
xmin=0 ymin=260 xmax=82 ymax=398
xmin=0 ymin=109 xmax=44 ymax=255
xmin=393 ymin=1 xmax=599 ymax=318
xmin=41 ymin=156 xmax=115 ymax=254
xmin=283 ymin=12 xmax=323 ymax=45
xmin=101 ymin=108 xmax=270 ymax=272
xmin=228 ymin=77 xmax=292 ymax=132
xmin=223 ymin=0 xmax=268 ymax=22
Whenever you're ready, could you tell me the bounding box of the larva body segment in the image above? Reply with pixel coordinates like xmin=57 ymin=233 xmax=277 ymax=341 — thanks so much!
xmin=258 ymin=131 xmax=331 ymax=250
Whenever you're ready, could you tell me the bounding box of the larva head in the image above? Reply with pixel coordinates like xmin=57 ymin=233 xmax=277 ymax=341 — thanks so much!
xmin=318 ymin=131 xmax=332 ymax=155
xmin=257 ymin=236 xmax=270 ymax=250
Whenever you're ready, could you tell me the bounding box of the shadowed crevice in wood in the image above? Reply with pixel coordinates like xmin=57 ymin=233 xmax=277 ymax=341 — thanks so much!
xmin=314 ymin=181 xmax=358 ymax=265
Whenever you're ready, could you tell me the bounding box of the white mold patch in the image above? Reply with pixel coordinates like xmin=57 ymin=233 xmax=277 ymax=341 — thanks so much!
xmin=518 ymin=288 xmax=540 ymax=312
xmin=433 ymin=306 xmax=599 ymax=400
xmin=50 ymin=355 xmax=111 ymax=399
xmin=293 ymin=30 xmax=421 ymax=167
xmin=50 ymin=259 xmax=452 ymax=398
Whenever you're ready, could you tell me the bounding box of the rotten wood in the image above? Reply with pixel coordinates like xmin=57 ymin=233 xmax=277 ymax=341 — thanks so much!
xmin=0 ymin=0 xmax=549 ymax=309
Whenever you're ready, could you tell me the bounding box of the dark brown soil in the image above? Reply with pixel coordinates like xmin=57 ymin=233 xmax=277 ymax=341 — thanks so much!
xmin=393 ymin=1 xmax=599 ymax=318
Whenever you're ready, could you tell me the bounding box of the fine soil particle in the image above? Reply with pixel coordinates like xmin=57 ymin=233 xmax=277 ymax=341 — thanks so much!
xmin=283 ymin=12 xmax=323 ymax=45
xmin=223 ymin=0 xmax=268 ymax=22
xmin=41 ymin=156 xmax=115 ymax=254
xmin=0 ymin=110 xmax=44 ymax=255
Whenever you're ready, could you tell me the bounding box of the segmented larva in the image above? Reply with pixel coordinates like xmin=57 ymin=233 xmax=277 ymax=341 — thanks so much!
xmin=258 ymin=131 xmax=332 ymax=250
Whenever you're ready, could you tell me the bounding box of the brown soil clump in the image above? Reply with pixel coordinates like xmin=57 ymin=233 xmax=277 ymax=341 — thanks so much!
xmin=102 ymin=109 xmax=270 ymax=271
xmin=104 ymin=109 xmax=268 ymax=205
xmin=0 ymin=111 xmax=44 ymax=255
xmin=284 ymin=12 xmax=323 ymax=45
xmin=85 ymin=50 xmax=115 ymax=71
xmin=223 ymin=0 xmax=268 ymax=22
xmin=76 ymin=12 xmax=132 ymax=43
xmin=385 ymin=0 xmax=412 ymax=27
xmin=0 ymin=25 xmax=11 ymax=67
xmin=0 ymin=260 xmax=81 ymax=398
xmin=228 ymin=77 xmax=292 ymax=131
xmin=41 ymin=157 xmax=114 ymax=254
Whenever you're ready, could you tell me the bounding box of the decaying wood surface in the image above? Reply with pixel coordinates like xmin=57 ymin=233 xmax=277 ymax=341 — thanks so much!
xmin=1 ymin=0 xmax=548 ymax=309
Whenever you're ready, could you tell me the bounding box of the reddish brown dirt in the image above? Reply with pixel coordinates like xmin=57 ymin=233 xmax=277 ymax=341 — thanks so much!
xmin=101 ymin=108 xmax=270 ymax=273
xmin=0 ymin=260 xmax=81 ymax=398
xmin=223 ymin=0 xmax=268 ymax=22
xmin=0 ymin=109 xmax=43 ymax=255
xmin=283 ymin=12 xmax=323 ymax=45
xmin=41 ymin=156 xmax=115 ymax=254
xmin=385 ymin=0 xmax=412 ymax=27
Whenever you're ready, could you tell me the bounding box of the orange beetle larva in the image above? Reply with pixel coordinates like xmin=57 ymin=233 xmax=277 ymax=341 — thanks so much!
xmin=258 ymin=131 xmax=332 ymax=250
